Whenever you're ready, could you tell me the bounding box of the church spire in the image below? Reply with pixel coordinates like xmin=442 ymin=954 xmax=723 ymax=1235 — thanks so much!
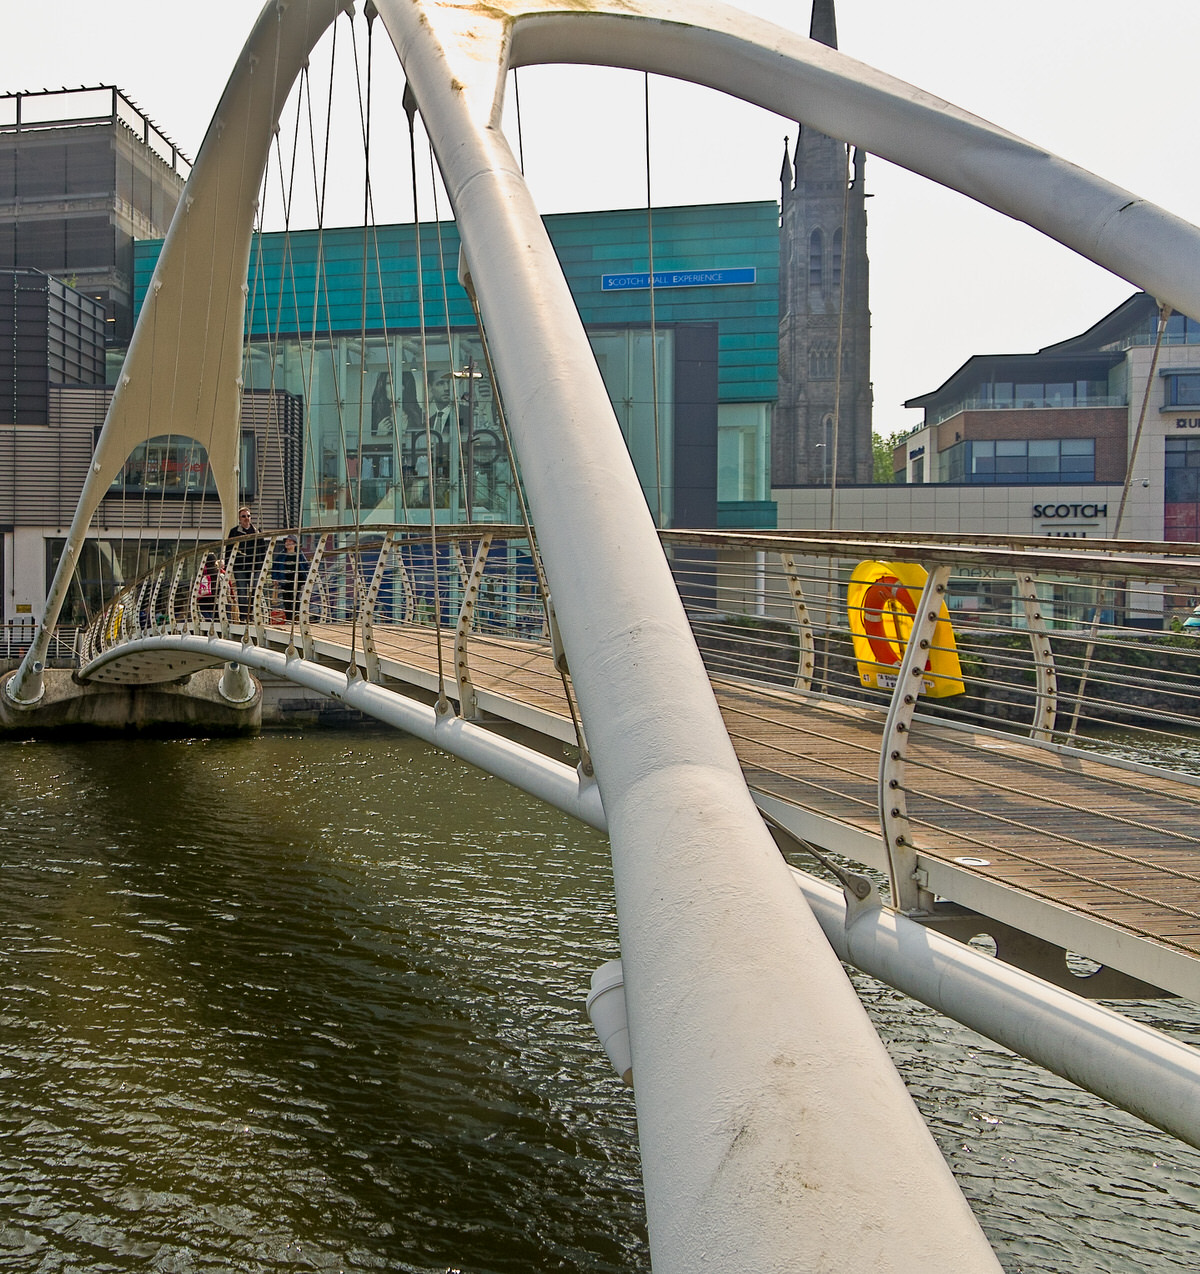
xmin=780 ymin=136 xmax=793 ymax=195
xmin=809 ymin=0 xmax=838 ymax=50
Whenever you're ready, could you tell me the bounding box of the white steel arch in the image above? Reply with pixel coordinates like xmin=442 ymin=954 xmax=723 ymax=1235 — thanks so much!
xmin=7 ymin=0 xmax=353 ymax=706
xmin=12 ymin=2 xmax=1200 ymax=1270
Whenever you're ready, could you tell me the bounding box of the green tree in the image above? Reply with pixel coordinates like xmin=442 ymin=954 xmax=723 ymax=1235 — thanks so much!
xmin=872 ymin=430 xmax=908 ymax=484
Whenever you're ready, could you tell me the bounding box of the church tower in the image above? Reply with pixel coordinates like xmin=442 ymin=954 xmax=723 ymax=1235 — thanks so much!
xmin=775 ymin=0 xmax=873 ymax=487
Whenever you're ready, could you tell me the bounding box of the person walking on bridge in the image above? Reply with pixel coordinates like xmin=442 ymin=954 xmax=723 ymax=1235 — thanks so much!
xmin=227 ymin=506 xmax=265 ymax=617
xmin=271 ymin=534 xmax=309 ymax=621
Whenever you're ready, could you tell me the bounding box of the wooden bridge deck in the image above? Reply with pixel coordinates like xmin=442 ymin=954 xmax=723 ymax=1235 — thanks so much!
xmin=297 ymin=620 xmax=1200 ymax=992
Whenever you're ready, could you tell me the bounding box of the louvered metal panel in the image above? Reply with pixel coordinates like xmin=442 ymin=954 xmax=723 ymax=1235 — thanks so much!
xmin=1 ymin=384 xmax=303 ymax=533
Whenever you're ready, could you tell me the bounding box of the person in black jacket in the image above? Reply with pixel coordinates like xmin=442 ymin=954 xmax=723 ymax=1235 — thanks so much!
xmin=227 ymin=506 xmax=264 ymax=616
xmin=271 ymin=535 xmax=309 ymax=621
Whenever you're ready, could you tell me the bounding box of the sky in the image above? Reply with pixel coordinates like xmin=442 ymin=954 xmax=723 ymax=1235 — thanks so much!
xmin=3 ymin=0 xmax=1199 ymax=436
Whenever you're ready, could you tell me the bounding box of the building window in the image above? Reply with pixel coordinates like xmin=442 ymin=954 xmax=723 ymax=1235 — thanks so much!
xmin=1165 ymin=436 xmax=1200 ymax=542
xmin=1162 ymin=372 xmax=1200 ymax=407
xmin=944 ymin=437 xmax=1094 ymax=484
xmin=808 ymin=229 xmax=823 ymax=290
xmin=717 ymin=403 xmax=770 ymax=502
xmin=808 ymin=341 xmax=834 ymax=379
xmin=831 ymin=228 xmax=842 ymax=291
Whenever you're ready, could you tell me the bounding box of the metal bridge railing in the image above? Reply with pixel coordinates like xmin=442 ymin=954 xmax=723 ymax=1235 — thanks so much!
xmin=663 ymin=529 xmax=1200 ymax=755
xmin=663 ymin=529 xmax=1200 ymax=938
xmin=74 ymin=524 xmax=1200 ymax=976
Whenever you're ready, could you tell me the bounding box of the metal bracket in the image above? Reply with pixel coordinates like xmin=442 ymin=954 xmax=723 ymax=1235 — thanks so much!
xmin=761 ymin=812 xmax=881 ymax=929
xmin=253 ymin=537 xmax=276 ymax=643
xmin=298 ymin=533 xmax=328 ymax=661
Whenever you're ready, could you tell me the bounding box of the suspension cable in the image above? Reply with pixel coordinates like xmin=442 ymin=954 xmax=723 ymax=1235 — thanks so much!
xmin=406 ymin=91 xmax=449 ymax=707
xmin=828 ymin=143 xmax=853 ymax=530
xmin=644 ymin=73 xmax=664 ymax=528
xmin=464 ymin=283 xmax=593 ymax=772
xmin=425 ymin=143 xmax=472 ymax=525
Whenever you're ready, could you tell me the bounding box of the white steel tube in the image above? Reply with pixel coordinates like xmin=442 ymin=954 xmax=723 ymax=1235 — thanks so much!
xmin=375 ymin=2 xmax=1001 ymax=1269
xmin=794 ymin=868 xmax=1200 ymax=1151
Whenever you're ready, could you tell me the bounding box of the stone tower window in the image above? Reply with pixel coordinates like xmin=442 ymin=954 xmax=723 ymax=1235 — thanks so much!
xmin=808 ymin=229 xmax=823 ymax=290
xmin=832 ymin=228 xmax=843 ymax=291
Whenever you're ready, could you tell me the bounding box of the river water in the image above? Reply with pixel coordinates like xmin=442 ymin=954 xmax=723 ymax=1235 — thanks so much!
xmin=1 ymin=731 xmax=1197 ymax=1272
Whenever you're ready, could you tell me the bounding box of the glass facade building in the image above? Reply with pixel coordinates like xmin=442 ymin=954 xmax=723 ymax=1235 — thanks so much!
xmin=134 ymin=202 xmax=781 ymax=531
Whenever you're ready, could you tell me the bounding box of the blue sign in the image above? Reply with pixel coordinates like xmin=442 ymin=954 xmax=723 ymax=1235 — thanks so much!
xmin=601 ymin=267 xmax=756 ymax=291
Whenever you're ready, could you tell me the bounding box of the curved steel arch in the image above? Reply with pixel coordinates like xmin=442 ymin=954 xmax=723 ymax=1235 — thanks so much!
xmin=8 ymin=0 xmax=353 ymax=706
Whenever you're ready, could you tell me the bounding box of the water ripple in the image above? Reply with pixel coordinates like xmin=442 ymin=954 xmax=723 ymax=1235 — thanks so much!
xmin=1 ymin=733 xmax=1198 ymax=1271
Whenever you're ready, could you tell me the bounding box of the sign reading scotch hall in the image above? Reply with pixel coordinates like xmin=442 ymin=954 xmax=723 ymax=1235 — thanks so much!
xmin=601 ymin=267 xmax=756 ymax=291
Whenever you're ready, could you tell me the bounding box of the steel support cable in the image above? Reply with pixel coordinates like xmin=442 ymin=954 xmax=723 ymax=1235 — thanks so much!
xmin=512 ymin=67 xmax=525 ymax=174
xmin=249 ymin=6 xmax=293 ymax=529
xmin=337 ymin=9 xmax=379 ymax=670
xmin=250 ymin=127 xmax=294 ymax=531
xmin=897 ymin=752 xmax=1200 ymax=859
xmin=734 ymin=765 xmax=880 ymax=817
xmin=253 ymin=45 xmax=312 ymax=643
xmin=713 ymin=680 xmax=1200 ymax=839
xmin=359 ymin=71 xmax=410 ymax=526
xmin=309 ymin=15 xmax=365 ymax=639
xmin=910 ymin=707 xmax=1200 ymax=798
xmin=644 ymin=73 xmax=664 ymax=528
xmin=464 ymin=286 xmax=593 ymax=769
xmin=1067 ymin=304 xmax=1171 ymax=735
xmin=716 ymin=706 xmax=887 ymax=778
xmin=827 ymin=143 xmax=852 ymax=530
xmin=892 ymin=785 xmax=1200 ymax=905
xmin=424 ymin=145 xmax=472 ymax=525
xmin=343 ymin=18 xmax=414 ymax=538
xmin=293 ymin=67 xmax=330 ymax=557
xmin=405 ymin=102 xmax=447 ymax=706
xmin=205 ymin=11 xmax=277 ymax=613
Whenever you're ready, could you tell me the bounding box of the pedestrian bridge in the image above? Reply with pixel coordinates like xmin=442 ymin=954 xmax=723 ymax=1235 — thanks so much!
xmin=70 ymin=521 xmax=1200 ymax=1008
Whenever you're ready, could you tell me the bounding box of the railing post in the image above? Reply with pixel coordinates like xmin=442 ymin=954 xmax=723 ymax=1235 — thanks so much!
xmin=189 ymin=561 xmax=203 ymax=630
xmin=878 ymin=563 xmax=949 ymax=914
xmin=253 ymin=537 xmax=276 ymax=644
xmin=1018 ymin=573 xmax=1058 ymax=741
xmin=167 ymin=560 xmax=186 ymax=631
xmin=779 ymin=551 xmax=815 ymax=692
xmin=397 ymin=544 xmax=416 ymax=625
xmin=148 ymin=566 xmax=167 ymax=634
xmin=361 ymin=530 xmax=397 ymax=684
xmin=454 ymin=533 xmax=493 ymax=719
xmin=298 ymin=534 xmax=328 ymax=659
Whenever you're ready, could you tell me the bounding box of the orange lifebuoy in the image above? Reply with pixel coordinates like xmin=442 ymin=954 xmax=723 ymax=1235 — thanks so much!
xmin=847 ymin=560 xmax=964 ymax=698
xmin=858 ymin=574 xmax=921 ymax=667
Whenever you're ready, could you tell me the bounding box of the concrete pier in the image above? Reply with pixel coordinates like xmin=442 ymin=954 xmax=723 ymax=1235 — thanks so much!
xmin=0 ymin=667 xmax=262 ymax=737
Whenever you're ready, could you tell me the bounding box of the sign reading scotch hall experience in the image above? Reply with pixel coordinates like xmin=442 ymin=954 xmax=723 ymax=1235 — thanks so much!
xmin=601 ymin=267 xmax=756 ymax=291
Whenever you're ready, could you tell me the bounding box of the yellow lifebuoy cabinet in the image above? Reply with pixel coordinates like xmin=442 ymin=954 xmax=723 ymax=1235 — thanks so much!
xmin=847 ymin=560 xmax=964 ymax=698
